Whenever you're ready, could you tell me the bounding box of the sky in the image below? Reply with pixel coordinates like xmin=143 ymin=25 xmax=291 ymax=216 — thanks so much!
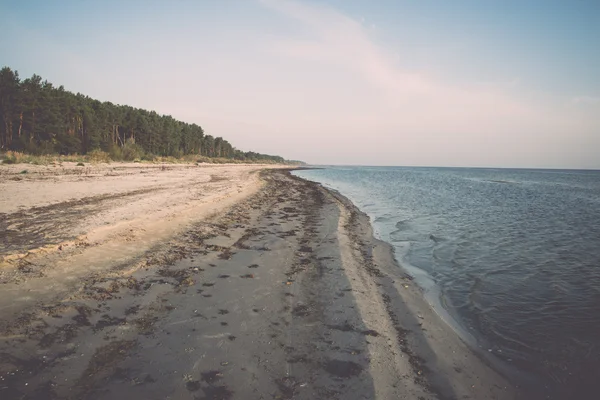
xmin=1 ymin=0 xmax=599 ymax=168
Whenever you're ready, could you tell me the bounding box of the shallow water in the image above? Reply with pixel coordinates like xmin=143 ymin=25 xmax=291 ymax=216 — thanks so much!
xmin=293 ymin=166 xmax=600 ymax=397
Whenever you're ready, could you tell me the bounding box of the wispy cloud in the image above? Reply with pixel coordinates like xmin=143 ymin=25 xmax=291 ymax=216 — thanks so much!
xmin=258 ymin=0 xmax=599 ymax=167
xmin=262 ymin=0 xmax=534 ymax=121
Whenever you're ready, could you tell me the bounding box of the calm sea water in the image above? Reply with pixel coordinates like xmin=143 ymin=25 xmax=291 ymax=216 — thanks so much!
xmin=293 ymin=166 xmax=600 ymax=397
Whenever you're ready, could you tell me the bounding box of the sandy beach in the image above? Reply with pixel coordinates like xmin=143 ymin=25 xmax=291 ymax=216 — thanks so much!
xmin=0 ymin=164 xmax=524 ymax=399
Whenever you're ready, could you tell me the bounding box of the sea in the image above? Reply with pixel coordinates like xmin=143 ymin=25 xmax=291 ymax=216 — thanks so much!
xmin=292 ymin=166 xmax=600 ymax=398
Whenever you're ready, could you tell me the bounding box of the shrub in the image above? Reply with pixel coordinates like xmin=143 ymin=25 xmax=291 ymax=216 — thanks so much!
xmin=121 ymin=139 xmax=144 ymax=161
xmin=3 ymin=151 xmax=26 ymax=164
xmin=108 ymin=144 xmax=123 ymax=161
xmin=88 ymin=149 xmax=111 ymax=163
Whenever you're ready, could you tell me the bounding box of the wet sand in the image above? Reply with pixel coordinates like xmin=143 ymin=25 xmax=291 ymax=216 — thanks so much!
xmin=0 ymin=167 xmax=524 ymax=399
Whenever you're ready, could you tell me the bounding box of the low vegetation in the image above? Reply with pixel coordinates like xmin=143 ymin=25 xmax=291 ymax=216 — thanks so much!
xmin=0 ymin=150 xmax=288 ymax=166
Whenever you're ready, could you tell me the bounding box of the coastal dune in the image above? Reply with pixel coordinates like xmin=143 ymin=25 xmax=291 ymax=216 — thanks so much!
xmin=0 ymin=165 xmax=521 ymax=399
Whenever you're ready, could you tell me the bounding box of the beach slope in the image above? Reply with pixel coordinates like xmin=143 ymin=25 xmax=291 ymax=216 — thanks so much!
xmin=0 ymin=167 xmax=519 ymax=399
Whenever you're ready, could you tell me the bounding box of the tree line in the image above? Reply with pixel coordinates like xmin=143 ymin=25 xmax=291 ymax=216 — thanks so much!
xmin=0 ymin=66 xmax=287 ymax=163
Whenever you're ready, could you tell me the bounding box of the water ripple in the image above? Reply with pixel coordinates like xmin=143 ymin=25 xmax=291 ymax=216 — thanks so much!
xmin=294 ymin=166 xmax=600 ymax=396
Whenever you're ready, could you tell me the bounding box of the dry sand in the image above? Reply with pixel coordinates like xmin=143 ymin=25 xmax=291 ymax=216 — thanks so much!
xmin=0 ymin=165 xmax=528 ymax=399
xmin=0 ymin=162 xmax=282 ymax=325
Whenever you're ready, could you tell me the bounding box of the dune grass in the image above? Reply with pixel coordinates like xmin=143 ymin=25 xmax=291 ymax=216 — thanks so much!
xmin=0 ymin=151 xmax=284 ymax=166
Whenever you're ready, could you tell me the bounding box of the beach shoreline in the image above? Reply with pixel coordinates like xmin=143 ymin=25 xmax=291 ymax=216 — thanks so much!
xmin=0 ymin=166 xmax=525 ymax=399
xmin=296 ymin=172 xmax=544 ymax=397
xmin=313 ymin=175 xmax=528 ymax=400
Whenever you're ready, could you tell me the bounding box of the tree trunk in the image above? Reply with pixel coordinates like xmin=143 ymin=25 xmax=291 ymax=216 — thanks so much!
xmin=31 ymin=111 xmax=35 ymax=144
xmin=7 ymin=121 xmax=12 ymax=147
xmin=18 ymin=112 xmax=22 ymax=137
xmin=2 ymin=119 xmax=8 ymax=149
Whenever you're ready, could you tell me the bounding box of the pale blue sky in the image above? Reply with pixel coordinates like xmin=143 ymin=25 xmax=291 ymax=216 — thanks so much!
xmin=1 ymin=0 xmax=599 ymax=168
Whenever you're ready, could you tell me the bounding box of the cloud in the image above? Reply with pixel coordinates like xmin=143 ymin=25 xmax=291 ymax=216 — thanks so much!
xmin=262 ymin=0 xmax=530 ymax=122
xmin=258 ymin=0 xmax=599 ymax=167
